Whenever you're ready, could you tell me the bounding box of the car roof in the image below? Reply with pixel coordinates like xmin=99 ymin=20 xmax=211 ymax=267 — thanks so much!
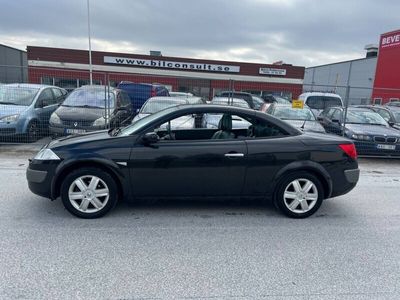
xmin=300 ymin=92 xmax=342 ymax=98
xmin=219 ymin=91 xmax=252 ymax=96
xmin=146 ymin=96 xmax=189 ymax=103
xmin=79 ymin=85 xmax=117 ymax=91
xmin=118 ymin=81 xmax=164 ymax=87
xmin=4 ymin=83 xmax=55 ymax=89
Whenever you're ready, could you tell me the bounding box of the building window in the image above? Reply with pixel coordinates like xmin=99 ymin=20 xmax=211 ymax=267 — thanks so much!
xmin=389 ymin=98 xmax=400 ymax=103
xmin=373 ymin=98 xmax=382 ymax=105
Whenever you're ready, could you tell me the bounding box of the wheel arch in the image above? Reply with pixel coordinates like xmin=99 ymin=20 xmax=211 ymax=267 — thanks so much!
xmin=271 ymin=161 xmax=333 ymax=201
xmin=51 ymin=159 xmax=124 ymax=200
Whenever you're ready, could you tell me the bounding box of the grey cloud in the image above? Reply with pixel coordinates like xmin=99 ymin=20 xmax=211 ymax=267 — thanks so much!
xmin=0 ymin=0 xmax=399 ymax=66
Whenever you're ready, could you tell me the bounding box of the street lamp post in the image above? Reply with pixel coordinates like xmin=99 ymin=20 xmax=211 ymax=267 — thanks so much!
xmin=87 ymin=0 xmax=93 ymax=85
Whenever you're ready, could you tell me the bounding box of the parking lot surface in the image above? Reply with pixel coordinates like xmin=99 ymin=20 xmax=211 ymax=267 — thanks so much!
xmin=0 ymin=151 xmax=399 ymax=299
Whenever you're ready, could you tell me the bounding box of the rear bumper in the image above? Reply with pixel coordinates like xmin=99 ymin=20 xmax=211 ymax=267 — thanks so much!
xmin=330 ymin=168 xmax=360 ymax=198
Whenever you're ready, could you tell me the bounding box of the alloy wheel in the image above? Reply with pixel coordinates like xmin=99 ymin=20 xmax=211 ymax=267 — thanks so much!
xmin=283 ymin=178 xmax=318 ymax=214
xmin=68 ymin=175 xmax=110 ymax=213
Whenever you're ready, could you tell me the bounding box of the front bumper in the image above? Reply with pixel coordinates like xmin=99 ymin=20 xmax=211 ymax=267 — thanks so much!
xmin=49 ymin=125 xmax=106 ymax=136
xmin=26 ymin=160 xmax=60 ymax=199
xmin=353 ymin=141 xmax=400 ymax=157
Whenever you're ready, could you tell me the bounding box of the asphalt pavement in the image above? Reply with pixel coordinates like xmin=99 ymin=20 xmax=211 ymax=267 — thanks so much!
xmin=0 ymin=150 xmax=399 ymax=299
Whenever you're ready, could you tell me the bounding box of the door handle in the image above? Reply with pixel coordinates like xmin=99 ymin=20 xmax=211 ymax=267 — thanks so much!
xmin=224 ymin=153 xmax=244 ymax=158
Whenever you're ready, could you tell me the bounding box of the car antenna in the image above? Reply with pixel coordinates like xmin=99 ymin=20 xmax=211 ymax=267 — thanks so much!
xmin=301 ymin=118 xmax=307 ymax=130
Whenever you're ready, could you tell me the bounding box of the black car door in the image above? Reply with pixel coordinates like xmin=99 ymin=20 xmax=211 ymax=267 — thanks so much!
xmin=128 ymin=112 xmax=248 ymax=198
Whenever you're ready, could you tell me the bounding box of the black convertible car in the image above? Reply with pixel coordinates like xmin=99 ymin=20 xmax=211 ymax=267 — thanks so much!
xmin=27 ymin=105 xmax=359 ymax=219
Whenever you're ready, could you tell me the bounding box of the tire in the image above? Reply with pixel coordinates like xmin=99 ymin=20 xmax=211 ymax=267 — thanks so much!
xmin=26 ymin=121 xmax=40 ymax=142
xmin=60 ymin=167 xmax=118 ymax=219
xmin=274 ymin=171 xmax=324 ymax=218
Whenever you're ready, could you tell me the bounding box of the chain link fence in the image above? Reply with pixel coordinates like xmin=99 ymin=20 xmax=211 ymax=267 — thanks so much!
xmin=1 ymin=65 xmax=400 ymax=157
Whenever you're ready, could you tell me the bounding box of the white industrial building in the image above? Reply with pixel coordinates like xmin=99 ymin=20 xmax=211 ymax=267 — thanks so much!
xmin=303 ymin=45 xmax=378 ymax=105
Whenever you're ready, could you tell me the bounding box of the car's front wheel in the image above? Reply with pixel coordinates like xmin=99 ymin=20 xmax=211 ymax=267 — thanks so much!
xmin=60 ymin=167 xmax=118 ymax=218
xmin=275 ymin=172 xmax=324 ymax=218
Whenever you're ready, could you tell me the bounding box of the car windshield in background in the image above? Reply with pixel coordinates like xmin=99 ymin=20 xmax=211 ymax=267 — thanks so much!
xmin=252 ymin=96 xmax=264 ymax=109
xmin=141 ymin=99 xmax=186 ymax=114
xmin=306 ymin=96 xmax=342 ymax=109
xmin=392 ymin=111 xmax=400 ymax=122
xmin=275 ymin=96 xmax=291 ymax=104
xmin=346 ymin=110 xmax=388 ymax=125
xmin=0 ymin=86 xmax=39 ymax=106
xmin=273 ymin=106 xmax=316 ymax=120
xmin=119 ymin=106 xmax=178 ymax=136
xmin=212 ymin=98 xmax=250 ymax=109
xmin=62 ymin=89 xmax=115 ymax=108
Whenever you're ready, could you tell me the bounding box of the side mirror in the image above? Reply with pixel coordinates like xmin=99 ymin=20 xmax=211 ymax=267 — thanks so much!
xmin=142 ymin=132 xmax=159 ymax=144
xmin=317 ymin=116 xmax=323 ymax=121
xmin=332 ymin=119 xmax=341 ymax=124
xmin=388 ymin=121 xmax=395 ymax=127
xmin=40 ymin=100 xmax=49 ymax=108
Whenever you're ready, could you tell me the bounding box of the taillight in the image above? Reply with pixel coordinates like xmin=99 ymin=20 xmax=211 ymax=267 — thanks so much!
xmin=339 ymin=143 xmax=357 ymax=160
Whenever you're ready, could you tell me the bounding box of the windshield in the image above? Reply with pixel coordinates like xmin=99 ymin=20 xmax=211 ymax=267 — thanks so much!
xmin=212 ymin=98 xmax=250 ymax=109
xmin=346 ymin=110 xmax=388 ymax=125
xmin=141 ymin=99 xmax=186 ymax=114
xmin=274 ymin=96 xmax=291 ymax=104
xmin=62 ymin=89 xmax=115 ymax=108
xmin=392 ymin=111 xmax=400 ymax=122
xmin=0 ymin=86 xmax=39 ymax=106
xmin=273 ymin=106 xmax=316 ymax=120
xmin=252 ymin=96 xmax=264 ymax=109
xmin=306 ymin=96 xmax=342 ymax=110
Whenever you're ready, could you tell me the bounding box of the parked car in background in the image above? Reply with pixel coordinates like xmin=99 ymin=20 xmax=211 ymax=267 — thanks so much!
xmin=251 ymin=95 xmax=265 ymax=110
xmin=169 ymin=91 xmax=194 ymax=98
xmin=117 ymin=81 xmax=170 ymax=113
xmin=132 ymin=96 xmax=195 ymax=129
xmin=355 ymin=105 xmax=400 ymax=130
xmin=27 ymin=104 xmax=360 ymax=219
xmin=203 ymin=97 xmax=252 ymax=129
xmin=0 ymin=84 xmax=67 ymax=141
xmin=299 ymin=92 xmax=343 ymax=116
xmin=49 ymin=85 xmax=133 ymax=136
xmin=262 ymin=94 xmax=291 ymax=104
xmin=217 ymin=91 xmax=256 ymax=109
xmin=386 ymin=101 xmax=400 ymax=107
xmin=318 ymin=106 xmax=400 ymax=156
xmin=266 ymin=103 xmax=326 ymax=133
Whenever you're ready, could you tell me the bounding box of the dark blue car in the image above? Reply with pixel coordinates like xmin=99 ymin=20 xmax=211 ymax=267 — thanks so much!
xmin=318 ymin=106 xmax=400 ymax=156
xmin=117 ymin=82 xmax=169 ymax=113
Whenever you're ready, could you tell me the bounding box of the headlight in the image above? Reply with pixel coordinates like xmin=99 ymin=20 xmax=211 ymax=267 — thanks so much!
xmin=0 ymin=114 xmax=19 ymax=123
xmin=34 ymin=149 xmax=60 ymax=161
xmin=351 ymin=134 xmax=372 ymax=141
xmin=93 ymin=116 xmax=106 ymax=126
xmin=49 ymin=113 xmax=61 ymax=125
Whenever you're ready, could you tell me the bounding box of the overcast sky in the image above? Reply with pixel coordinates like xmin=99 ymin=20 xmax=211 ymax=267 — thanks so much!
xmin=0 ymin=0 xmax=399 ymax=67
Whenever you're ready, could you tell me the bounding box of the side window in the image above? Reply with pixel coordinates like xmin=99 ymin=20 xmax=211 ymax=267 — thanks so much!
xmin=326 ymin=108 xmax=336 ymax=119
xmin=37 ymin=89 xmax=55 ymax=107
xmin=150 ymin=112 xmax=288 ymax=141
xmin=332 ymin=109 xmax=342 ymax=121
xmin=376 ymin=109 xmax=391 ymax=122
xmin=52 ymin=88 xmax=64 ymax=103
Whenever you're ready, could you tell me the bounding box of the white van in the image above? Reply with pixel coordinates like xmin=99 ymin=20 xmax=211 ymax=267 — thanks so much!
xmin=299 ymin=92 xmax=343 ymax=115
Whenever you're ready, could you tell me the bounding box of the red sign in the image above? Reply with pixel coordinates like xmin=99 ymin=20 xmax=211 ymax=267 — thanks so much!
xmin=372 ymin=29 xmax=400 ymax=104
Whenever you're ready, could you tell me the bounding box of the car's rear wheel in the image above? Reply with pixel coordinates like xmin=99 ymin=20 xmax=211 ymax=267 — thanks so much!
xmin=60 ymin=167 xmax=118 ymax=218
xmin=275 ymin=172 xmax=323 ymax=218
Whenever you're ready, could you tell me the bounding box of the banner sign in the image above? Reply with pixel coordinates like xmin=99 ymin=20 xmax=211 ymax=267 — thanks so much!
xmin=259 ymin=67 xmax=287 ymax=76
xmin=104 ymin=56 xmax=241 ymax=73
